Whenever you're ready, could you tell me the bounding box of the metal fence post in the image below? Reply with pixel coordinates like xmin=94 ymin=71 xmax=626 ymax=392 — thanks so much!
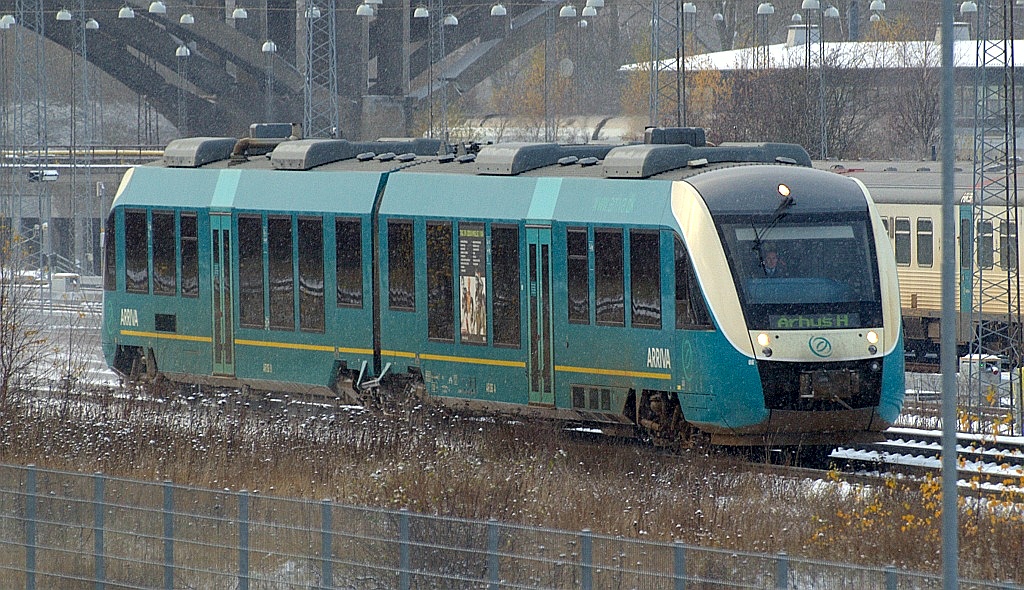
xmin=93 ymin=473 xmax=105 ymax=590
xmin=487 ymin=518 xmax=499 ymax=590
xmin=163 ymin=481 xmax=174 ymax=590
xmin=885 ymin=565 xmax=897 ymax=590
xmin=673 ymin=541 xmax=686 ymax=590
xmin=25 ymin=464 xmax=36 ymax=590
xmin=580 ymin=529 xmax=592 ymax=590
xmin=321 ymin=500 xmax=333 ymax=590
xmin=399 ymin=508 xmax=410 ymax=590
xmin=239 ymin=491 xmax=250 ymax=590
xmin=775 ymin=552 xmax=788 ymax=589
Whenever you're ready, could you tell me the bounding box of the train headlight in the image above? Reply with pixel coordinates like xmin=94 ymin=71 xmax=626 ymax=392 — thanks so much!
xmin=866 ymin=331 xmax=879 ymax=344
xmin=757 ymin=333 xmax=771 ymax=347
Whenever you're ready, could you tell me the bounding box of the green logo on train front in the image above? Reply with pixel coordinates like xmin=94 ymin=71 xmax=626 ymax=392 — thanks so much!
xmin=808 ymin=336 xmax=833 ymax=358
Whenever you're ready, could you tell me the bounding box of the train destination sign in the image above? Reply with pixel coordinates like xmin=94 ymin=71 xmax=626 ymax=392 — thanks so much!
xmin=768 ymin=313 xmax=860 ymax=330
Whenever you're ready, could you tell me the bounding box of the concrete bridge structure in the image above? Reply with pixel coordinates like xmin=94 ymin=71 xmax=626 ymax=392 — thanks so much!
xmin=0 ymin=0 xmax=559 ymax=139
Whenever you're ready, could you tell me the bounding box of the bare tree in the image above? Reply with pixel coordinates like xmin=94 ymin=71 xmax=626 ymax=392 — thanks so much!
xmin=0 ymin=233 xmax=51 ymax=409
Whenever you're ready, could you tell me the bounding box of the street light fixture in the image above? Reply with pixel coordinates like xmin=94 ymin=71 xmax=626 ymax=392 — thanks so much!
xmin=118 ymin=5 xmax=135 ymax=18
xmin=490 ymin=3 xmax=506 ymax=16
xmin=148 ymin=0 xmax=167 ymax=14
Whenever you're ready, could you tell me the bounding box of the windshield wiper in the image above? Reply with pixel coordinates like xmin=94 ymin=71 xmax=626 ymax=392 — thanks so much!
xmin=750 ymin=194 xmax=796 ymax=274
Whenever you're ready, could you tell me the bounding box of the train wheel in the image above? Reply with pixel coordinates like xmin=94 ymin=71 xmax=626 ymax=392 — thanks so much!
xmin=637 ymin=390 xmax=693 ymax=447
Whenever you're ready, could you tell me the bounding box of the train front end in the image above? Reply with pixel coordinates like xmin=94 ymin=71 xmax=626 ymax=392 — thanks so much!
xmin=679 ymin=165 xmax=904 ymax=445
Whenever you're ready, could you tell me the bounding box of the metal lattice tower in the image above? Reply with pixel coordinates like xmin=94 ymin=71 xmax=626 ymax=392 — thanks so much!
xmin=649 ymin=0 xmax=681 ymax=126
xmin=968 ymin=0 xmax=1022 ymax=433
xmin=12 ymin=0 xmax=50 ymax=269
xmin=303 ymin=0 xmax=339 ymax=139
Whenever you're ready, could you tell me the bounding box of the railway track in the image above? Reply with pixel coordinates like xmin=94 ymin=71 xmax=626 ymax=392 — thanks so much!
xmin=829 ymin=428 xmax=1024 ymax=497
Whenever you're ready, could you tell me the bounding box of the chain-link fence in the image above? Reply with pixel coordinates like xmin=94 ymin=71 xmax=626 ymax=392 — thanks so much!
xmin=0 ymin=463 xmax=1018 ymax=590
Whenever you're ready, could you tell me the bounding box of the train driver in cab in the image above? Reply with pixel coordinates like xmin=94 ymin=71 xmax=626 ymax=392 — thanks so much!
xmin=762 ymin=244 xmax=786 ymax=277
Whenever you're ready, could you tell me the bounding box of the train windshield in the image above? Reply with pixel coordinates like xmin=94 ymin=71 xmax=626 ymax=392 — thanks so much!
xmin=718 ymin=213 xmax=882 ymax=330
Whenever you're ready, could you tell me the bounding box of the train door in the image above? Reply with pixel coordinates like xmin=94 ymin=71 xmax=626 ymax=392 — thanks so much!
xmin=211 ymin=214 xmax=235 ymax=376
xmin=527 ymin=226 xmax=555 ymax=405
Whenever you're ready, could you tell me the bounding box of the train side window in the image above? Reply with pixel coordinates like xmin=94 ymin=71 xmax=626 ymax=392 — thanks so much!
xmin=893 ymin=217 xmax=911 ymax=266
xmin=298 ymin=217 xmax=325 ymax=333
xmin=427 ymin=221 xmax=454 ymax=342
xmin=630 ymin=230 xmax=661 ymax=329
xmin=180 ymin=213 xmax=198 ymax=298
xmin=595 ymin=228 xmax=624 ymax=326
xmin=492 ymin=225 xmax=520 ymax=348
xmin=238 ymin=215 xmax=265 ymax=328
xmin=124 ymin=209 xmax=149 ymax=294
xmin=268 ymin=215 xmax=295 ymax=330
xmin=675 ymin=236 xmax=712 ymax=330
xmin=103 ymin=212 xmax=116 ymax=291
xmin=335 ymin=217 xmax=363 ymax=308
xmin=1000 ymin=220 xmax=1018 ymax=270
xmin=388 ymin=219 xmax=416 ymax=311
xmin=960 ymin=217 xmax=972 ymax=269
xmin=978 ymin=220 xmax=994 ymax=269
xmin=916 ymin=218 xmax=933 ymax=267
xmin=152 ymin=210 xmax=176 ymax=296
xmin=566 ymin=227 xmax=590 ymax=324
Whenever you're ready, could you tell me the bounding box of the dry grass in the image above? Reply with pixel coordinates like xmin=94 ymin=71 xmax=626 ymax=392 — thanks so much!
xmin=1 ymin=383 xmax=1022 ymax=583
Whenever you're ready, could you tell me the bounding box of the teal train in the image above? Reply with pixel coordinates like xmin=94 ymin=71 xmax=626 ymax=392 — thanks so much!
xmin=101 ymin=128 xmax=904 ymax=449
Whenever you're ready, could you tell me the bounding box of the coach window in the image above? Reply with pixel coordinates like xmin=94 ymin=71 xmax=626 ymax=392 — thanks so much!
xmin=298 ymin=217 xmax=325 ymax=333
xmin=978 ymin=220 xmax=994 ymax=269
xmin=567 ymin=227 xmax=590 ymax=324
xmin=268 ymin=215 xmax=295 ymax=330
xmin=180 ymin=213 xmax=198 ymax=298
xmin=916 ymin=218 xmax=933 ymax=268
xmin=152 ymin=210 xmax=176 ymax=296
xmin=103 ymin=212 xmax=116 ymax=291
xmin=427 ymin=221 xmax=454 ymax=342
xmin=595 ymin=228 xmax=624 ymax=326
xmin=675 ymin=237 xmax=712 ymax=329
xmin=124 ymin=209 xmax=149 ymax=294
xmin=238 ymin=215 xmax=265 ymax=328
xmin=335 ymin=217 xmax=362 ymax=307
xmin=1000 ymin=220 xmax=1018 ymax=270
xmin=388 ymin=220 xmax=416 ymax=311
xmin=893 ymin=217 xmax=911 ymax=266
xmin=492 ymin=225 xmax=521 ymax=347
xmin=630 ymin=230 xmax=661 ymax=329
xmin=960 ymin=218 xmax=972 ymax=269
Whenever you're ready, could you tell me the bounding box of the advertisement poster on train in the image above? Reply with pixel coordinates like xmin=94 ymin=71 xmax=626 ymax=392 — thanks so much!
xmin=459 ymin=223 xmax=487 ymax=344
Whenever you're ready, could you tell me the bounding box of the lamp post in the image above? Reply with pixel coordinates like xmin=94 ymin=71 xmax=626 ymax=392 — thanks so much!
xmin=176 ymin=44 xmax=191 ymax=137
xmin=262 ymin=40 xmax=277 ymax=122
xmin=413 ymin=3 xmax=434 ymax=137
xmin=0 ymin=14 xmax=13 ymax=183
xmin=679 ymin=1 xmax=695 ymax=126
xmin=756 ymin=2 xmax=773 ymax=70
xmin=410 ymin=2 xmax=458 ymax=143
xmin=57 ymin=4 xmax=98 ymax=273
